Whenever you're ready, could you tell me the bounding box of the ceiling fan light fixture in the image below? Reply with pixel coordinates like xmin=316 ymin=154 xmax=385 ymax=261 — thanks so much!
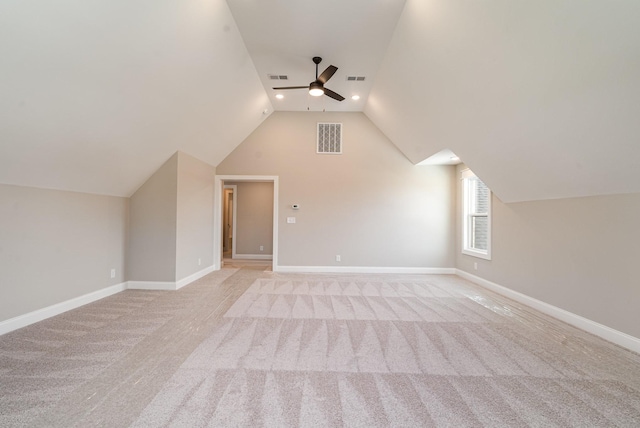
xmin=272 ymin=57 xmax=343 ymax=101
xmin=309 ymin=81 xmax=324 ymax=97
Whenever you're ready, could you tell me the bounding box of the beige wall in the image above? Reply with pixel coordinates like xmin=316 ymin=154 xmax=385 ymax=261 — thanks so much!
xmin=176 ymin=152 xmax=216 ymax=280
xmin=0 ymin=150 xmax=216 ymax=324
xmin=217 ymin=112 xmax=455 ymax=268
xmin=228 ymin=182 xmax=274 ymax=256
xmin=129 ymin=152 xmax=216 ymax=283
xmin=456 ymin=164 xmax=640 ymax=339
xmin=0 ymin=184 xmax=128 ymax=322
xmin=127 ymin=153 xmax=178 ymax=282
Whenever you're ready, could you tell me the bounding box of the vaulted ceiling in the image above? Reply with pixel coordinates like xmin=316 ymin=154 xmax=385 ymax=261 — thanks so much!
xmin=0 ymin=0 xmax=271 ymax=196
xmin=1 ymin=0 xmax=639 ymax=202
xmin=366 ymin=0 xmax=640 ymax=202
xmin=226 ymin=0 xmax=406 ymax=113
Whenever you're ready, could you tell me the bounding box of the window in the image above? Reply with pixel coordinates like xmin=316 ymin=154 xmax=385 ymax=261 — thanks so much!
xmin=462 ymin=169 xmax=491 ymax=259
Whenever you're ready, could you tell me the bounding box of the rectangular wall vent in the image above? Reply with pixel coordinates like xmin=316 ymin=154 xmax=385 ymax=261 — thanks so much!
xmin=346 ymin=76 xmax=366 ymax=81
xmin=317 ymin=123 xmax=342 ymax=154
xmin=268 ymin=75 xmax=288 ymax=80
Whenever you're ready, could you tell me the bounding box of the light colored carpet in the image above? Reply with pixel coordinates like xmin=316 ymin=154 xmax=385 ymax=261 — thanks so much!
xmin=1 ymin=270 xmax=640 ymax=427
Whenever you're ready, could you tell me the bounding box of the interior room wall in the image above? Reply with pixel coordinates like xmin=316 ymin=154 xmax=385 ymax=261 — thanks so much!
xmin=0 ymin=183 xmax=128 ymax=323
xmin=175 ymin=152 xmax=216 ymax=280
xmin=127 ymin=153 xmax=178 ymax=282
xmin=455 ymin=164 xmax=640 ymax=339
xmin=227 ymin=181 xmax=274 ymax=256
xmin=217 ymin=111 xmax=455 ymax=269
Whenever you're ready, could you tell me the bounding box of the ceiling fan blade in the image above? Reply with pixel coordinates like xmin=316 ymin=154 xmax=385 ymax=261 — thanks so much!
xmin=317 ymin=65 xmax=338 ymax=84
xmin=323 ymin=88 xmax=345 ymax=101
xmin=272 ymin=86 xmax=309 ymax=90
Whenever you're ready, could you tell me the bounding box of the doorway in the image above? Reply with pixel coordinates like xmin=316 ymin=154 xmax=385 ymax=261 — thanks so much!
xmin=222 ymin=185 xmax=236 ymax=258
xmin=213 ymin=175 xmax=279 ymax=271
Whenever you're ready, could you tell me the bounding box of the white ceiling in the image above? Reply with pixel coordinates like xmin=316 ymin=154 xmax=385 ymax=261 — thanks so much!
xmin=1 ymin=0 xmax=639 ymax=202
xmin=0 ymin=0 xmax=271 ymax=196
xmin=226 ymin=0 xmax=406 ymax=112
xmin=417 ymin=149 xmax=461 ymax=166
xmin=367 ymin=0 xmax=640 ymax=202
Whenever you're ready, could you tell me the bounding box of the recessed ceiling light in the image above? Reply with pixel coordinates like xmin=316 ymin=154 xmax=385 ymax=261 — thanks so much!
xmin=275 ymin=94 xmax=284 ymax=99
xmin=351 ymin=95 xmax=360 ymax=100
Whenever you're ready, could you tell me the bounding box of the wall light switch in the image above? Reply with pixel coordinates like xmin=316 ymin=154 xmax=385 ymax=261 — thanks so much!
xmin=287 ymin=217 xmax=296 ymax=224
xmin=110 ymin=268 xmax=116 ymax=279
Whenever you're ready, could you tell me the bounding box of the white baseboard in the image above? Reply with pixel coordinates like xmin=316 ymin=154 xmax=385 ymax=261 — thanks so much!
xmin=233 ymin=254 xmax=273 ymax=260
xmin=176 ymin=265 xmax=216 ymax=290
xmin=128 ymin=265 xmax=216 ymax=291
xmin=0 ymin=282 xmax=127 ymax=336
xmin=0 ymin=266 xmax=219 ymax=336
xmin=456 ymin=269 xmax=640 ymax=354
xmin=275 ymin=266 xmax=456 ymax=274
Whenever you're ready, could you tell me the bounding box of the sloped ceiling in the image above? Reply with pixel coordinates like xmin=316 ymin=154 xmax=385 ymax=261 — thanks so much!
xmin=1 ymin=0 xmax=639 ymax=203
xmin=367 ymin=0 xmax=640 ymax=202
xmin=226 ymin=0 xmax=406 ymax=112
xmin=0 ymin=0 xmax=271 ymax=197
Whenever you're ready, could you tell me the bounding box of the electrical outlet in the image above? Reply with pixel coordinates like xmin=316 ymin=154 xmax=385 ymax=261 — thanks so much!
xmin=336 ymin=255 xmax=341 ymax=262
xmin=110 ymin=268 xmax=116 ymax=279
xmin=474 ymin=262 xmax=478 ymax=270
xmin=198 ymin=258 xmax=201 ymax=266
xmin=287 ymin=217 xmax=296 ymax=224
xmin=260 ymin=245 xmax=264 ymax=251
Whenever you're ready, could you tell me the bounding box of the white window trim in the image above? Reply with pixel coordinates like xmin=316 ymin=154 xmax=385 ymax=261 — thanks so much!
xmin=461 ymin=168 xmax=492 ymax=260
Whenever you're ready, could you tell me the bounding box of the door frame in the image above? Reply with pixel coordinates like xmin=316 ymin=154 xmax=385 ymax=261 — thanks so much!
xmin=213 ymin=175 xmax=279 ymax=270
xmin=223 ymin=184 xmax=237 ymax=258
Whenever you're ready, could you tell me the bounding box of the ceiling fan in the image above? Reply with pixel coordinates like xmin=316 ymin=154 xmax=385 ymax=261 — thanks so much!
xmin=273 ymin=57 xmax=345 ymax=101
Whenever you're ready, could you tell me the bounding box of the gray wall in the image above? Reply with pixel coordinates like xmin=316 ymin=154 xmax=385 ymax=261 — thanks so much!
xmin=176 ymin=152 xmax=216 ymax=280
xmin=217 ymin=112 xmax=456 ymax=268
xmin=230 ymin=182 xmax=274 ymax=256
xmin=0 ymin=184 xmax=128 ymax=322
xmin=127 ymin=153 xmax=178 ymax=282
xmin=456 ymin=164 xmax=640 ymax=339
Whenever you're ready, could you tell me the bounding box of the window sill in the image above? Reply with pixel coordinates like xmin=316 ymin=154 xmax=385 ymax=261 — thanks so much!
xmin=462 ymin=248 xmax=492 ymax=261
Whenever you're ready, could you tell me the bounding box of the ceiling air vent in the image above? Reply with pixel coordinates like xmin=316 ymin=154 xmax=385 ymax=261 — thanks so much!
xmin=317 ymin=123 xmax=342 ymax=154
xmin=346 ymin=76 xmax=365 ymax=81
xmin=268 ymin=74 xmax=288 ymax=80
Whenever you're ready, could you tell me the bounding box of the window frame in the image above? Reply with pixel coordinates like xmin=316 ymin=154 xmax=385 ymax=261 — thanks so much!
xmin=461 ymin=168 xmax=492 ymax=260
